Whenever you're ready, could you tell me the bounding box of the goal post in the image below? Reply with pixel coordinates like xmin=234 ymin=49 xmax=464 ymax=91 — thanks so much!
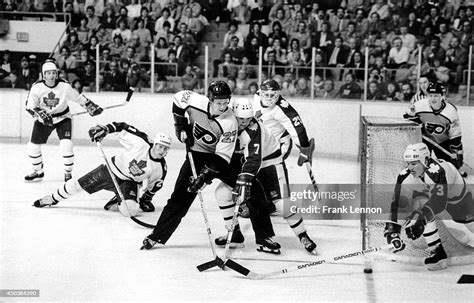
xmin=360 ymin=116 xmax=474 ymax=265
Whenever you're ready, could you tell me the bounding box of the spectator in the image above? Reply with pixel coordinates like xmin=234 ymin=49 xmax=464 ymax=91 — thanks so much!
xmin=338 ymin=72 xmax=362 ymax=99
xmin=458 ymin=21 xmax=473 ymax=49
xmin=326 ymin=36 xmax=347 ymax=67
xmin=213 ymin=35 xmax=246 ymax=76
xmin=264 ymin=37 xmax=287 ymax=64
xmin=294 ymin=76 xmax=310 ymax=97
xmin=385 ymin=82 xmax=401 ymax=101
xmin=155 ymin=8 xmax=175 ymax=35
xmin=354 ymin=8 xmax=369 ymax=38
xmin=290 ymin=21 xmax=312 ymax=53
xmin=122 ymin=46 xmax=139 ymax=64
xmin=240 ymin=56 xmax=257 ymax=78
xmin=438 ymin=22 xmax=454 ymax=50
xmin=453 ymin=6 xmax=467 ymax=32
xmin=230 ymin=0 xmax=251 ymax=24
xmin=133 ymin=19 xmax=152 ymax=47
xmin=227 ymin=77 xmax=237 ymax=93
xmin=268 ymin=0 xmax=291 ymax=25
xmin=346 ymin=50 xmax=364 ymax=81
xmin=400 ymin=82 xmax=415 ymax=101
xmin=399 ymin=24 xmax=416 ymax=52
xmin=319 ymin=79 xmax=338 ymax=99
xmin=245 ymin=36 xmax=260 ymax=65
xmin=16 ymin=56 xmax=37 ymax=90
xmin=126 ymin=62 xmax=150 ymax=91
xmin=156 ymin=21 xmax=176 ymax=45
xmin=367 ymin=12 xmax=383 ymax=37
xmin=112 ymin=18 xmax=133 ymax=43
xmin=64 ymin=1 xmax=82 ymax=29
xmin=71 ymin=79 xmax=83 ymax=94
xmin=313 ymin=73 xmax=324 ymax=96
xmin=223 ymin=21 xmax=245 ymax=48
xmin=367 ymin=81 xmax=384 ymax=100
xmin=281 ymin=70 xmax=297 ymax=96
xmin=126 ymin=0 xmax=142 ymax=20
xmin=177 ymin=23 xmax=198 ymax=52
xmin=268 ymin=21 xmax=288 ymax=49
xmin=181 ymin=64 xmax=200 ymax=91
xmin=445 ymin=36 xmax=468 ymax=87
xmin=217 ymin=52 xmax=238 ymax=78
xmin=56 ymin=46 xmax=77 ymax=74
xmin=86 ymin=5 xmax=101 ymax=32
xmin=428 ymin=7 xmax=447 ymax=34
xmin=172 ymin=35 xmax=193 ymax=76
xmin=77 ymin=17 xmax=91 ymax=45
xmin=250 ymin=0 xmax=270 ymax=25
xmin=109 ymin=34 xmax=126 ymax=58
xmin=103 ymin=61 xmax=127 ymax=91
xmin=135 ymin=7 xmax=155 ymax=36
xmin=369 ymin=0 xmax=390 ymax=20
xmin=423 ymin=36 xmax=446 ymax=67
xmin=344 ymin=37 xmax=360 ymax=66
xmin=341 ymin=21 xmax=361 ymax=47
xmin=308 ymin=5 xmax=325 ymax=32
xmin=287 ymin=38 xmax=307 ymax=65
xmin=244 ymin=21 xmax=268 ymax=50
xmin=234 ymin=68 xmax=251 ymax=95
xmin=85 ymin=35 xmax=100 ymax=59
xmin=270 ymin=7 xmax=290 ymax=30
xmin=101 ymin=6 xmax=117 ymax=30
xmin=248 ymin=81 xmax=259 ymax=95
xmin=202 ymin=0 xmax=226 ymax=23
xmin=387 ymin=37 xmax=410 ymax=68
xmin=287 ymin=9 xmax=306 ymax=36
xmin=155 ymin=37 xmax=170 ymax=62
xmin=328 ymin=7 xmax=349 ymax=35
xmin=264 ymin=50 xmax=286 ymax=78
xmin=164 ymin=49 xmax=178 ymax=76
xmin=62 ymin=31 xmax=83 ymax=55
xmin=406 ymin=12 xmax=422 ymax=36
xmin=385 ymin=9 xmax=402 ymax=34
xmin=79 ymin=60 xmax=96 ymax=92
xmin=310 ymin=21 xmax=335 ymax=51
xmin=96 ymin=25 xmax=113 ymax=47
xmin=179 ymin=6 xmax=204 ymax=39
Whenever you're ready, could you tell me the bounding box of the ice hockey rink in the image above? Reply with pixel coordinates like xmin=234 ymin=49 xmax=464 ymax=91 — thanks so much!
xmin=1 ymin=142 xmax=473 ymax=302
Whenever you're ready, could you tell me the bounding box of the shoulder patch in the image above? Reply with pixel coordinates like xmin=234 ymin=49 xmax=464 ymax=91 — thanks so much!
xmin=427 ymin=163 xmax=440 ymax=174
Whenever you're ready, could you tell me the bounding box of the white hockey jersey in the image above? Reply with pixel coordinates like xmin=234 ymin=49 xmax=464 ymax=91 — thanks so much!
xmin=106 ymin=122 xmax=167 ymax=193
xmin=173 ymin=90 xmax=237 ymax=163
xmin=26 ymin=79 xmax=88 ymax=124
xmin=252 ymin=93 xmax=310 ymax=148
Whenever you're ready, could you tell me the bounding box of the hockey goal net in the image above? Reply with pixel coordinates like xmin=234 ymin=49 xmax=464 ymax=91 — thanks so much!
xmin=360 ymin=116 xmax=474 ymax=265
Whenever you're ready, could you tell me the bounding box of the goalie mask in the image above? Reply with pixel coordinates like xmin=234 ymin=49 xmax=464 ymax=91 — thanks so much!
xmin=260 ymin=79 xmax=280 ymax=107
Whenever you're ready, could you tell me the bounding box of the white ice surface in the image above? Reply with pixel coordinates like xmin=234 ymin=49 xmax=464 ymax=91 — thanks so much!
xmin=0 ymin=143 xmax=473 ymax=302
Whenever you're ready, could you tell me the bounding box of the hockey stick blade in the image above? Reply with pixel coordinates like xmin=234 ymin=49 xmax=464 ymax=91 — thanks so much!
xmin=197 ymin=257 xmax=225 ymax=272
xmin=130 ymin=216 xmax=155 ymax=228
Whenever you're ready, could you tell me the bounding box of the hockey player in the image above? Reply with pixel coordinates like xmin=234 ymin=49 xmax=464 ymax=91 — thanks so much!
xmin=33 ymin=122 xmax=170 ymax=215
xmin=141 ymin=81 xmax=238 ymax=250
xmin=410 ymin=74 xmax=430 ymax=104
xmin=25 ymin=61 xmax=103 ymax=182
xmin=214 ymin=98 xmax=317 ymax=254
xmin=403 ymin=82 xmax=466 ymax=176
xmin=384 ymin=143 xmax=474 ymax=270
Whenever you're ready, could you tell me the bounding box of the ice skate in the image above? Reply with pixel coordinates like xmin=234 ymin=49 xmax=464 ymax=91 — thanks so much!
xmin=33 ymin=195 xmax=57 ymax=208
xmin=64 ymin=172 xmax=72 ymax=182
xmin=424 ymin=243 xmax=448 ymax=271
xmin=140 ymin=237 xmax=158 ymax=250
xmin=25 ymin=171 xmax=44 ymax=182
xmin=299 ymin=232 xmax=317 ymax=254
xmin=256 ymin=237 xmax=281 ymax=254
xmin=215 ymin=225 xmax=245 ymax=248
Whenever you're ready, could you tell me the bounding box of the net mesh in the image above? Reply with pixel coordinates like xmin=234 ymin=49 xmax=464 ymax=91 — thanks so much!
xmin=360 ymin=116 xmax=474 ymax=265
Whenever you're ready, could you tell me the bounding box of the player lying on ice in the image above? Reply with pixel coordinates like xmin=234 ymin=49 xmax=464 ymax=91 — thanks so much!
xmin=384 ymin=143 xmax=474 ymax=270
xmin=33 ymin=122 xmax=171 ymax=215
xmin=210 ymin=98 xmax=317 ymax=254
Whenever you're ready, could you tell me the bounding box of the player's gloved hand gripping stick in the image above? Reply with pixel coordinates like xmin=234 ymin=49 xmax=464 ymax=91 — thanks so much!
xmin=72 ymin=87 xmax=134 ymax=117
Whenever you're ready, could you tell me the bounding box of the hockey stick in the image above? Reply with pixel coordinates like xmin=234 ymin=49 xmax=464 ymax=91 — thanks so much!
xmin=186 ymin=143 xmax=225 ymax=271
xmin=227 ymin=244 xmax=394 ymax=280
xmin=422 ymin=135 xmax=473 ymax=173
xmin=96 ymin=141 xmax=156 ymax=229
xmin=71 ymin=87 xmax=134 ymax=117
xmin=305 ymin=162 xmax=320 ymax=193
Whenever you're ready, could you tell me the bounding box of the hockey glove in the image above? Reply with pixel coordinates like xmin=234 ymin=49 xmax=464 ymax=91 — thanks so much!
xmin=297 ymin=138 xmax=315 ymax=166
xmin=238 ymin=202 xmax=250 ymax=218
xmin=139 ymin=191 xmax=155 ymax=212
xmin=384 ymin=222 xmax=406 ymax=252
xmin=173 ymin=114 xmax=191 ymax=144
xmin=34 ymin=108 xmax=53 ymax=126
xmin=187 ymin=165 xmax=219 ymax=193
xmin=88 ymin=124 xmax=109 ymax=142
xmin=232 ymin=173 xmax=253 ymax=204
xmin=83 ymin=98 xmax=103 ymax=116
xmin=404 ymin=206 xmax=433 ymax=240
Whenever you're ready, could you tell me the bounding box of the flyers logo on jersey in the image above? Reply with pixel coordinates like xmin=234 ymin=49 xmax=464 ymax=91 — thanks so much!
xmin=129 ymin=159 xmax=147 ymax=176
xmin=425 ymin=122 xmax=447 ymax=135
xmin=193 ymin=123 xmax=218 ymax=144
xmin=43 ymin=91 xmax=59 ymax=109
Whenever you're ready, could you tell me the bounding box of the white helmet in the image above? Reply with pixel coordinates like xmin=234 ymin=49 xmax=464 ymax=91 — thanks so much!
xmin=154 ymin=133 xmax=172 ymax=148
xmin=42 ymin=62 xmax=58 ymax=76
xmin=232 ymin=98 xmax=254 ymax=118
xmin=403 ymin=143 xmax=430 ymax=163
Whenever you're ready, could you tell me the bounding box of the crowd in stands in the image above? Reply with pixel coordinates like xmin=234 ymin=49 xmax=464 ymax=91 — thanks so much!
xmin=0 ymin=0 xmax=473 ymax=102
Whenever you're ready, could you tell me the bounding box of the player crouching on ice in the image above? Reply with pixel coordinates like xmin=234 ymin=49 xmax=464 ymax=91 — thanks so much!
xmin=384 ymin=143 xmax=474 ymax=270
xmin=33 ymin=122 xmax=170 ymax=216
xmin=25 ymin=60 xmax=103 ymax=183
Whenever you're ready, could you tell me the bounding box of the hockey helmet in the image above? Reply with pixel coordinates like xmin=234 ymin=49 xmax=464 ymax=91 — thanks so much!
xmin=208 ymin=81 xmax=231 ymax=102
xmin=154 ymin=133 xmax=172 ymax=149
xmin=232 ymin=98 xmax=254 ymax=118
xmin=42 ymin=61 xmax=58 ymax=76
xmin=403 ymin=143 xmax=430 ymax=163
xmin=426 ymin=82 xmax=446 ymax=95
xmin=260 ymin=79 xmax=280 ymax=107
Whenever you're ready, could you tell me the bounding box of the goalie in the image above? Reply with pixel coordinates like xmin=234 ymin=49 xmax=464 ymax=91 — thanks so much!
xmin=384 ymin=143 xmax=474 ymax=270
xmin=32 ymin=122 xmax=170 ymax=215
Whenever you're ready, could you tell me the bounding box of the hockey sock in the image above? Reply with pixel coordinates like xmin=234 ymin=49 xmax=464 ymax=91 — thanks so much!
xmin=274 ymin=199 xmax=306 ymax=236
xmin=27 ymin=142 xmax=43 ymax=173
xmin=51 ymin=179 xmax=83 ymax=203
xmin=60 ymin=139 xmax=74 ymax=174
xmin=215 ymin=182 xmax=239 ymax=231
xmin=423 ymin=221 xmax=441 ymax=250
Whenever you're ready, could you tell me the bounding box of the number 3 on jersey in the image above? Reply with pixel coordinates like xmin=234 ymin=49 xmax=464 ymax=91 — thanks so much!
xmin=221 ymin=130 xmax=237 ymax=143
